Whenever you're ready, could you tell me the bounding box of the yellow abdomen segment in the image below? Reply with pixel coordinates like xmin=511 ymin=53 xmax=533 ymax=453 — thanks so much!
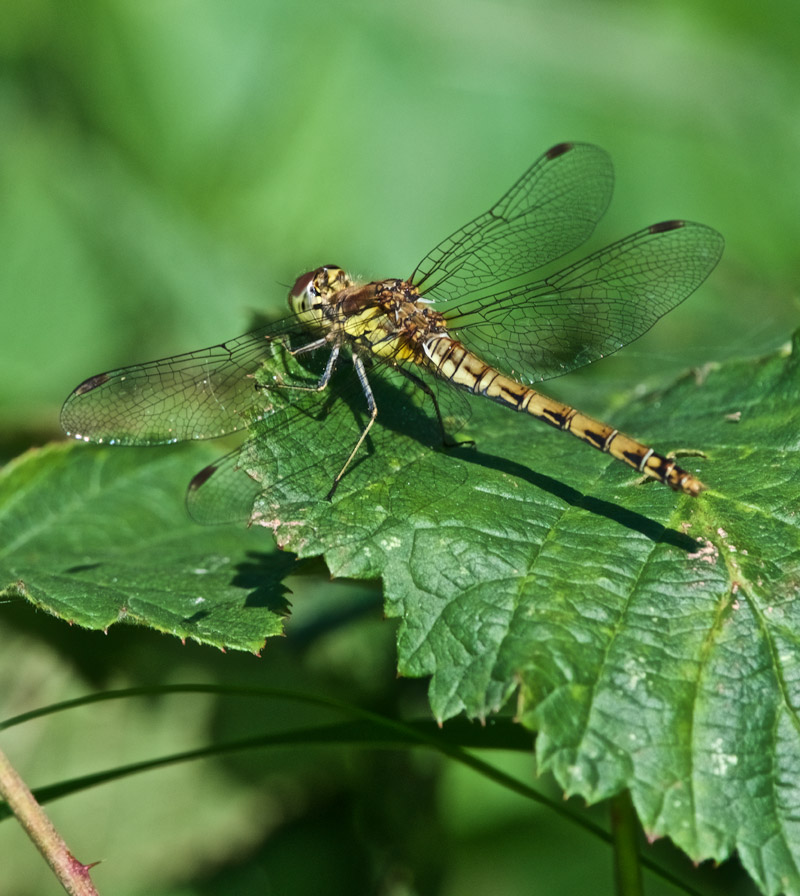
xmin=423 ymin=336 xmax=705 ymax=496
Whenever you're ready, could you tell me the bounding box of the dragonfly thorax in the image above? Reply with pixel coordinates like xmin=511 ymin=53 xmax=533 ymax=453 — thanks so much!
xmin=288 ymin=268 xmax=450 ymax=365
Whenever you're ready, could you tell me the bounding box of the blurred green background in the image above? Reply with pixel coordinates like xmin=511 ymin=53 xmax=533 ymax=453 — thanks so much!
xmin=1 ymin=1 xmax=796 ymax=893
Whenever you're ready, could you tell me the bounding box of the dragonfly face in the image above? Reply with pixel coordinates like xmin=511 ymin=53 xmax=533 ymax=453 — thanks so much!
xmin=61 ymin=142 xmax=724 ymax=521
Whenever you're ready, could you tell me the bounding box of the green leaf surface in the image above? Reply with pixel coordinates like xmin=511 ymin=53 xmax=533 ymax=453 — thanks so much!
xmin=4 ymin=331 xmax=800 ymax=894
xmin=235 ymin=331 xmax=798 ymax=892
xmin=0 ymin=443 xmax=292 ymax=651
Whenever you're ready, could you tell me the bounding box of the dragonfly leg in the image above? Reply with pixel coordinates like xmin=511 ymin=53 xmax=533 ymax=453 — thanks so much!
xmin=311 ymin=343 xmax=339 ymax=390
xmin=395 ymin=366 xmax=473 ymax=449
xmin=290 ymin=337 xmax=328 ymax=357
xmin=269 ymin=344 xmax=340 ymax=393
xmin=326 ymin=352 xmax=378 ymax=501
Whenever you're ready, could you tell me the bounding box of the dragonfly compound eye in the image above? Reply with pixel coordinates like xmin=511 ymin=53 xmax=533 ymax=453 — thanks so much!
xmin=288 ymin=266 xmax=338 ymax=334
xmin=290 ymin=270 xmax=317 ymax=307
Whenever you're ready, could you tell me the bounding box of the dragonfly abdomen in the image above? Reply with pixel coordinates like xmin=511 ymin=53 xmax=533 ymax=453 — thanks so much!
xmin=423 ymin=335 xmax=705 ymax=496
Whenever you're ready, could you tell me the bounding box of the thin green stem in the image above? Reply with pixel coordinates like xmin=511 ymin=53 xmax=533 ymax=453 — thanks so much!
xmin=0 ymin=743 xmax=99 ymax=895
xmin=611 ymin=791 xmax=644 ymax=896
xmin=2 ymin=685 xmax=706 ymax=896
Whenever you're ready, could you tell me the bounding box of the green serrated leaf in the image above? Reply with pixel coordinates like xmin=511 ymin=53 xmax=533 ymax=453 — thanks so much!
xmin=5 ymin=328 xmax=800 ymax=894
xmin=0 ymin=443 xmax=292 ymax=651
xmin=232 ymin=331 xmax=799 ymax=894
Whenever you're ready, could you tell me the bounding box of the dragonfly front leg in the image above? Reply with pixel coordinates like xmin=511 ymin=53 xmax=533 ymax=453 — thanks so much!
xmin=327 ymin=351 xmax=378 ymax=501
xmin=290 ymin=336 xmax=328 ymax=357
xmin=268 ymin=342 xmax=340 ymax=393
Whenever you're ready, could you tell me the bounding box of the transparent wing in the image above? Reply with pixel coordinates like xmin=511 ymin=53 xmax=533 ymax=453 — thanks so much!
xmin=444 ymin=220 xmax=724 ymax=383
xmin=185 ymin=358 xmax=460 ymax=524
xmin=410 ymin=142 xmax=614 ymax=298
xmin=60 ymin=317 xmax=311 ymax=445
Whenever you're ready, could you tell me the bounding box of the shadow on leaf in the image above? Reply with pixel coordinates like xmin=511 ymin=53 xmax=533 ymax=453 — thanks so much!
xmin=450 ymin=443 xmax=701 ymax=552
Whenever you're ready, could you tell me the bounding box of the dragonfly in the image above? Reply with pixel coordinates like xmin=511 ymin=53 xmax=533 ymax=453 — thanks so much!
xmin=61 ymin=142 xmax=723 ymax=522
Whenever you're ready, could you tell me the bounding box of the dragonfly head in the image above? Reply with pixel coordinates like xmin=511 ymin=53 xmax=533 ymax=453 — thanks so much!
xmin=289 ymin=265 xmax=352 ymax=331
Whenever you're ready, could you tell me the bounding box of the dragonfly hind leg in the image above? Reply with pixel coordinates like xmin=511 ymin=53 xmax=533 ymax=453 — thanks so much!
xmin=266 ymin=341 xmax=378 ymax=501
xmin=395 ymin=366 xmax=474 ymax=450
xmin=326 ymin=352 xmax=378 ymax=501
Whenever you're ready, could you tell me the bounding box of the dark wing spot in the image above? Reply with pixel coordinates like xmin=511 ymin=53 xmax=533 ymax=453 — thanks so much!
xmin=188 ymin=463 xmax=218 ymax=492
xmin=649 ymin=220 xmax=685 ymax=234
xmin=545 ymin=142 xmax=574 ymax=160
xmin=75 ymin=372 xmax=111 ymax=395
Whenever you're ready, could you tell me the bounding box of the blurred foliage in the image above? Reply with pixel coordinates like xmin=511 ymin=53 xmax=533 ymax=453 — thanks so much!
xmin=1 ymin=0 xmax=797 ymax=893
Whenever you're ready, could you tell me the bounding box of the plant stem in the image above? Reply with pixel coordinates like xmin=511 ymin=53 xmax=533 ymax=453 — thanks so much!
xmin=0 ymin=743 xmax=100 ymax=895
xmin=610 ymin=790 xmax=643 ymax=896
